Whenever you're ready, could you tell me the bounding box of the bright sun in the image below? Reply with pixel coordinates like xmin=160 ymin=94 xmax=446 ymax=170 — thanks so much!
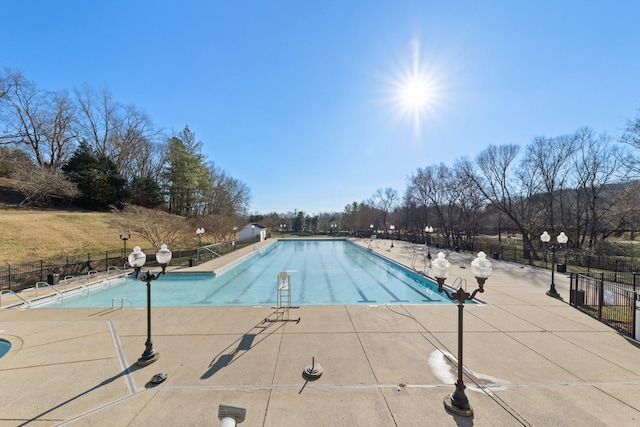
xmin=399 ymin=77 xmax=433 ymax=111
xmin=385 ymin=39 xmax=444 ymax=139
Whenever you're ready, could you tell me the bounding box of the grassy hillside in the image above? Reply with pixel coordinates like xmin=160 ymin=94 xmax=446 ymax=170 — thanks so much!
xmin=0 ymin=208 xmax=153 ymax=265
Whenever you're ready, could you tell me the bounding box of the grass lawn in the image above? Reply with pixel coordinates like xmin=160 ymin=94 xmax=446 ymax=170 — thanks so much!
xmin=0 ymin=209 xmax=147 ymax=264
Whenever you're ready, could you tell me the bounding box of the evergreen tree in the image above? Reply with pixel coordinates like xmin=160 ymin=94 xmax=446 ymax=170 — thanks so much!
xmin=62 ymin=141 xmax=127 ymax=209
xmin=162 ymin=126 xmax=211 ymax=216
xmin=128 ymin=176 xmax=163 ymax=208
xmin=293 ymin=211 xmax=304 ymax=232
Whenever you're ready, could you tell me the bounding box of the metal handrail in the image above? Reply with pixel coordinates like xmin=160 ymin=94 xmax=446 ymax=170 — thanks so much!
xmin=0 ymin=289 xmax=31 ymax=308
xmin=111 ymin=297 xmax=133 ymax=310
xmin=34 ymin=281 xmax=64 ymax=302
xmin=199 ymin=246 xmax=221 ymax=257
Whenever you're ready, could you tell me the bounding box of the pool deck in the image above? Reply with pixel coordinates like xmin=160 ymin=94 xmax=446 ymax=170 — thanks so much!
xmin=1 ymin=238 xmax=640 ymax=426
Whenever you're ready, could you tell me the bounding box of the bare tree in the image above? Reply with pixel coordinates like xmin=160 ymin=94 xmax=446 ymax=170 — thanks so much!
xmin=372 ymin=187 xmax=398 ymax=233
xmin=13 ymin=164 xmax=79 ymax=207
xmin=567 ymin=128 xmax=627 ymax=247
xmin=406 ymin=164 xmax=450 ymax=239
xmin=74 ymin=84 xmax=118 ymax=155
xmin=464 ymin=144 xmax=542 ymax=258
xmin=406 ymin=162 xmax=484 ymax=248
xmin=205 ymin=162 xmax=252 ymax=217
xmin=0 ymin=68 xmax=76 ymax=168
xmin=121 ymin=205 xmax=188 ymax=251
xmin=74 ymin=85 xmax=164 ymax=184
xmin=194 ymin=214 xmax=244 ymax=243
xmin=523 ymin=133 xmax=577 ymax=236
xmin=620 ymin=111 xmax=640 ymax=176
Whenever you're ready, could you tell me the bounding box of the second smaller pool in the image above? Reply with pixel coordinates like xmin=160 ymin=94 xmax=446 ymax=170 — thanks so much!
xmin=0 ymin=339 xmax=11 ymax=359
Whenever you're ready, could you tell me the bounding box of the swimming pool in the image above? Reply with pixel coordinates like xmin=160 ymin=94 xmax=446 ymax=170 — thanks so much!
xmin=40 ymin=239 xmax=454 ymax=308
xmin=0 ymin=339 xmax=10 ymax=358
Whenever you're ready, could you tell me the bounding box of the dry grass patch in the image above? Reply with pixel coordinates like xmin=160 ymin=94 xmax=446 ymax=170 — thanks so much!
xmin=0 ymin=209 xmax=150 ymax=264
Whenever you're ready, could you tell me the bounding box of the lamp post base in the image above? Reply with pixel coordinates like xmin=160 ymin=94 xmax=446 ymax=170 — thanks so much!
xmin=137 ymin=350 xmax=159 ymax=366
xmin=546 ymin=290 xmax=560 ymax=297
xmin=443 ymin=394 xmax=473 ymax=417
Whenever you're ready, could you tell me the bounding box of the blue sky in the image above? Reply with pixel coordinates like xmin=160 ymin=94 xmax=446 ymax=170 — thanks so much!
xmin=3 ymin=1 xmax=640 ymax=215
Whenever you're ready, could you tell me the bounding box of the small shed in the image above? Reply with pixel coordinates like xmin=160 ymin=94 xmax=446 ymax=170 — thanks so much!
xmin=238 ymin=223 xmax=267 ymax=241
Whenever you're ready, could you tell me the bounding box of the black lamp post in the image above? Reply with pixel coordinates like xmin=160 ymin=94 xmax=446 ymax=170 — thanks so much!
xmin=196 ymin=227 xmax=205 ymax=261
xmin=431 ymin=251 xmax=493 ymax=417
xmin=128 ymin=245 xmax=172 ymax=366
xmin=119 ymin=230 xmax=131 ymax=259
xmin=389 ymin=225 xmax=395 ymax=249
xmin=540 ymin=231 xmax=568 ymax=297
xmin=425 ymin=226 xmax=434 ymax=264
xmin=196 ymin=227 xmax=205 ymax=247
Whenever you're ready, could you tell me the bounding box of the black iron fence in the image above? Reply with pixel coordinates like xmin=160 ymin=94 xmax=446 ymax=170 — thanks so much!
xmin=392 ymin=233 xmax=640 ymax=273
xmin=0 ymin=235 xmax=261 ymax=293
xmin=569 ymin=272 xmax=637 ymax=338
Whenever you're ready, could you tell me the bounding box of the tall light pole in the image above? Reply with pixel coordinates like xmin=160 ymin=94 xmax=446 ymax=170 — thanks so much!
xmin=196 ymin=227 xmax=205 ymax=247
xmin=540 ymin=231 xmax=568 ymax=297
xmin=425 ymin=226 xmax=434 ymax=264
xmin=431 ymin=251 xmax=493 ymax=417
xmin=128 ymin=245 xmax=172 ymax=366
xmin=119 ymin=230 xmax=131 ymax=259
xmin=389 ymin=225 xmax=395 ymax=250
xmin=196 ymin=228 xmax=205 ymax=261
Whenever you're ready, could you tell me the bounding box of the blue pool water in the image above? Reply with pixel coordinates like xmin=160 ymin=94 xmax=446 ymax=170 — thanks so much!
xmin=0 ymin=339 xmax=10 ymax=358
xmin=41 ymin=240 xmax=454 ymax=308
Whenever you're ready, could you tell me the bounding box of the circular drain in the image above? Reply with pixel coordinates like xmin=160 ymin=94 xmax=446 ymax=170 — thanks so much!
xmin=150 ymin=372 xmax=167 ymax=385
xmin=302 ymin=357 xmax=323 ymax=381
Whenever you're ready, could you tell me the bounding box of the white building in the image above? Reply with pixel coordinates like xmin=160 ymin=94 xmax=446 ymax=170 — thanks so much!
xmin=238 ymin=223 xmax=267 ymax=241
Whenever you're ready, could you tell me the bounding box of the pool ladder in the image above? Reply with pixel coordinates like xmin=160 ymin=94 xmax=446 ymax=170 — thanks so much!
xmin=111 ymin=298 xmax=133 ymax=310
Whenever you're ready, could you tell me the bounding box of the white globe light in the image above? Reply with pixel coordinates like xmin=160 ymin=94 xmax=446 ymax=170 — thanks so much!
xmin=128 ymin=246 xmax=146 ymax=268
xmin=156 ymin=244 xmax=172 ymax=265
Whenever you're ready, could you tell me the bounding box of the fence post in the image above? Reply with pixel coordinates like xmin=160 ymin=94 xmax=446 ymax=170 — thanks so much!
xmin=8 ymin=264 xmax=11 ymax=291
xmin=40 ymin=260 xmax=44 ymax=283
xmin=633 ymin=288 xmax=638 ymax=340
xmin=598 ymin=274 xmax=604 ymax=321
xmin=569 ymin=273 xmax=574 ymax=306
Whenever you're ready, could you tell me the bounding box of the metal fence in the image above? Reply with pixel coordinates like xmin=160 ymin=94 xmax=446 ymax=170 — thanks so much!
xmin=0 ymin=235 xmax=261 ymax=293
xmin=394 ymin=234 xmax=640 ymax=273
xmin=569 ymin=272 xmax=637 ymax=338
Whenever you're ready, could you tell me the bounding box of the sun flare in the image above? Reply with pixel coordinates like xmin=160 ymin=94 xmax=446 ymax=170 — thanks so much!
xmin=399 ymin=77 xmax=433 ymax=111
xmin=384 ymin=39 xmax=445 ymax=139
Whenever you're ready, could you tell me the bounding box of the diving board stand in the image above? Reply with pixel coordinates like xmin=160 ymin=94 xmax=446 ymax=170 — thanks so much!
xmin=264 ymin=271 xmax=300 ymax=323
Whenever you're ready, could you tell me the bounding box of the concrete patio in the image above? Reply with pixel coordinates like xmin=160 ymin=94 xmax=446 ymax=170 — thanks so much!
xmin=1 ymin=238 xmax=639 ymax=426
